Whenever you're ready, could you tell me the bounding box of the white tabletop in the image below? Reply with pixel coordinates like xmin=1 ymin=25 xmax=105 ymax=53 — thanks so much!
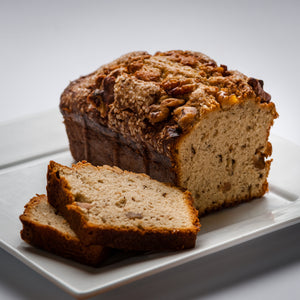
xmin=1 ymin=1 xmax=299 ymax=299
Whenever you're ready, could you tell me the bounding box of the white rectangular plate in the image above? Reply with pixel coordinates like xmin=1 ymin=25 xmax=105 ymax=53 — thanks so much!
xmin=0 ymin=135 xmax=299 ymax=299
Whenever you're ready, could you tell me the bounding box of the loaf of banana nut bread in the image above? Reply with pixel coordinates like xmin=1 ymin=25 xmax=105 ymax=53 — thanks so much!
xmin=47 ymin=161 xmax=200 ymax=251
xmin=20 ymin=194 xmax=108 ymax=266
xmin=60 ymin=50 xmax=278 ymax=215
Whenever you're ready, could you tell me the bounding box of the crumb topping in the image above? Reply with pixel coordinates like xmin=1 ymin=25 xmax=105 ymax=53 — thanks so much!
xmin=60 ymin=50 xmax=274 ymax=154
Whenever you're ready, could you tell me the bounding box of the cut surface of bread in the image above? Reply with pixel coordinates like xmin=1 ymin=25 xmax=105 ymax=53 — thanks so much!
xmin=177 ymin=99 xmax=276 ymax=213
xmin=47 ymin=161 xmax=200 ymax=251
xmin=19 ymin=194 xmax=108 ymax=266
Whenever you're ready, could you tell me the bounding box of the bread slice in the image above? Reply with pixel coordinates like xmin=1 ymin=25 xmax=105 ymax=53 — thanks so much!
xmin=46 ymin=161 xmax=200 ymax=251
xmin=19 ymin=194 xmax=108 ymax=266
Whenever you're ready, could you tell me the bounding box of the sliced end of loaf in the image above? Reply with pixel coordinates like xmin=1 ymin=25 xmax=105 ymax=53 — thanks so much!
xmin=19 ymin=194 xmax=108 ymax=266
xmin=177 ymin=99 xmax=277 ymax=215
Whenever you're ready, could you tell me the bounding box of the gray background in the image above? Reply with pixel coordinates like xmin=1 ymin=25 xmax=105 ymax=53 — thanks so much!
xmin=1 ymin=0 xmax=299 ymax=145
xmin=0 ymin=0 xmax=300 ymax=299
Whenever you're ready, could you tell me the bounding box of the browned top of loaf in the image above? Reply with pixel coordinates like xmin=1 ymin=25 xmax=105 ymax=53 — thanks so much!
xmin=60 ymin=50 xmax=278 ymax=154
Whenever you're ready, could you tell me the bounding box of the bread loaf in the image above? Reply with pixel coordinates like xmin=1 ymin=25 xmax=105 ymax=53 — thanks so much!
xmin=60 ymin=50 xmax=278 ymax=215
xmin=19 ymin=194 xmax=108 ymax=266
xmin=46 ymin=161 xmax=200 ymax=251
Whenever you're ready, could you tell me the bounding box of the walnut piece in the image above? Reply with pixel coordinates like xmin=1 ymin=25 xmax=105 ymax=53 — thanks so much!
xmin=253 ymin=153 xmax=266 ymax=169
xmin=126 ymin=212 xmax=143 ymax=219
xmin=160 ymin=98 xmax=185 ymax=108
xmin=220 ymin=182 xmax=232 ymax=192
xmin=135 ymin=67 xmax=161 ymax=82
xmin=173 ymin=106 xmax=198 ymax=129
xmin=248 ymin=77 xmax=271 ymax=103
xmin=148 ymin=105 xmax=170 ymax=124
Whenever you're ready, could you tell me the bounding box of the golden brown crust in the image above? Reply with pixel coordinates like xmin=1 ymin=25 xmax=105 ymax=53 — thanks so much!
xmin=46 ymin=161 xmax=200 ymax=251
xmin=60 ymin=50 xmax=277 ymax=156
xmin=19 ymin=194 xmax=109 ymax=266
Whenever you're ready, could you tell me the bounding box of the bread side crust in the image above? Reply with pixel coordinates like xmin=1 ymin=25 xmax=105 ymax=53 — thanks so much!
xmin=62 ymin=112 xmax=178 ymax=184
xmin=19 ymin=194 xmax=108 ymax=266
xmin=47 ymin=161 xmax=200 ymax=251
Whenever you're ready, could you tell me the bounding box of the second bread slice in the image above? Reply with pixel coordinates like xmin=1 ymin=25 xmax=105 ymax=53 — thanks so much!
xmin=47 ymin=161 xmax=200 ymax=251
xmin=20 ymin=194 xmax=108 ymax=266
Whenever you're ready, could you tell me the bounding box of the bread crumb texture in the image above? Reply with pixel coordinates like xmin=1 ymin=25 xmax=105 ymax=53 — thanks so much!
xmin=55 ymin=161 xmax=198 ymax=230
